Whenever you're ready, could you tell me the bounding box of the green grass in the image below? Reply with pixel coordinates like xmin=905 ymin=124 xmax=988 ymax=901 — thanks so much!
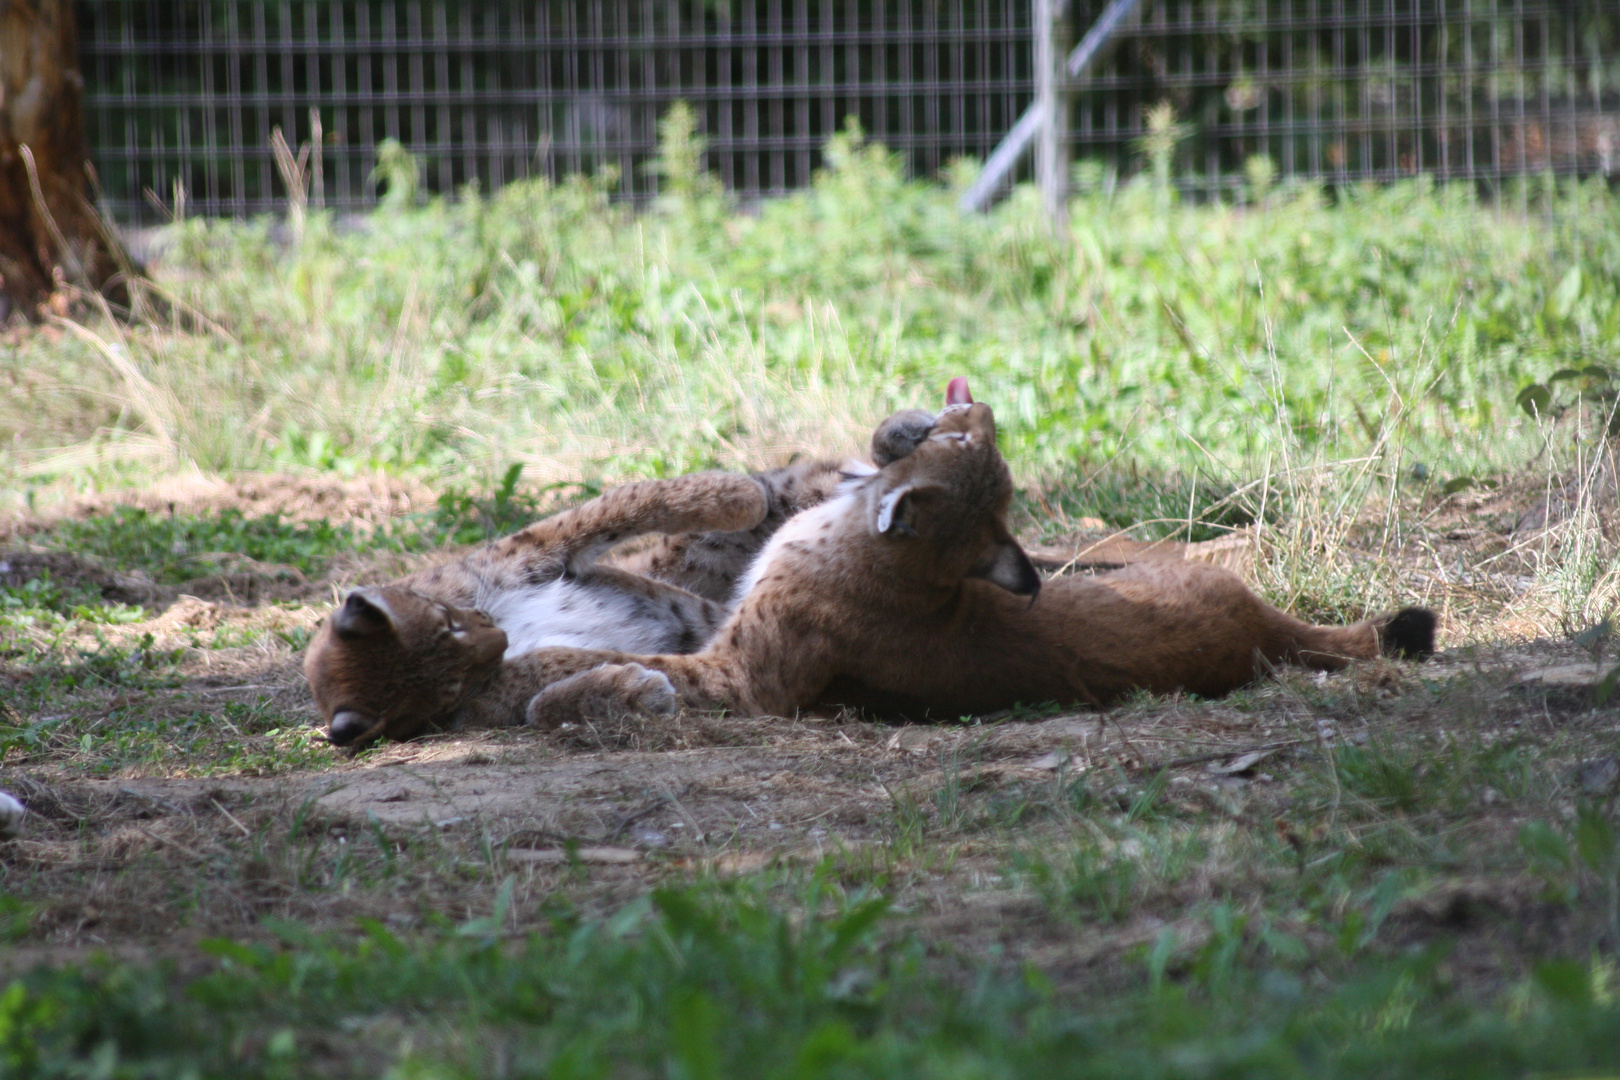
xmin=0 ymin=636 xmax=324 ymax=776
xmin=5 ymin=873 xmax=1620 ymax=1079
xmin=36 ymin=507 xmax=408 ymax=584
xmin=5 ymin=122 xmax=1618 ymax=501
xmin=0 ymin=574 xmax=145 ymax=625
xmin=18 ymin=486 xmax=579 ymax=587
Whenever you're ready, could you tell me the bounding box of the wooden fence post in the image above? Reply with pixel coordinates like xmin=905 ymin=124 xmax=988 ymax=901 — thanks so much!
xmin=1034 ymin=0 xmax=1071 ymax=233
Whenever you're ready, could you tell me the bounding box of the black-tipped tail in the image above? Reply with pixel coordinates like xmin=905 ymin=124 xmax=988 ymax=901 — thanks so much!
xmin=1378 ymin=607 xmax=1437 ymax=660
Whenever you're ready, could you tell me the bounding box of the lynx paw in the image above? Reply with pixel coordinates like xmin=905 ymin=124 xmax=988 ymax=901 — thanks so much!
xmin=619 ymin=663 xmax=678 ymax=714
xmin=526 ymin=663 xmax=678 ymax=729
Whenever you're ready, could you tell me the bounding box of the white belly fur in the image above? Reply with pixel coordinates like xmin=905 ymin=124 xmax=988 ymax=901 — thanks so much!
xmin=733 ymin=488 xmax=857 ymax=602
xmin=484 ymin=578 xmax=683 ymax=658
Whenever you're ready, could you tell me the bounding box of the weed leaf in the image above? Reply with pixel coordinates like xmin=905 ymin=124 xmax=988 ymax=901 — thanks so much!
xmin=1520 ymin=820 xmax=1573 ymax=870
xmin=1516 ymin=383 xmax=1553 ymax=419
xmin=1534 ymin=958 xmax=1594 ymax=1007
xmin=1595 ymin=662 xmax=1620 ymax=705
xmin=1574 ymin=805 xmax=1618 ymax=873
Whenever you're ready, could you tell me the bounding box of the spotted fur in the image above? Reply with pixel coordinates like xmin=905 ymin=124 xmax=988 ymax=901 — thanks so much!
xmin=305 ymin=460 xmax=843 ymax=748
xmin=491 ymin=400 xmax=1436 ymax=727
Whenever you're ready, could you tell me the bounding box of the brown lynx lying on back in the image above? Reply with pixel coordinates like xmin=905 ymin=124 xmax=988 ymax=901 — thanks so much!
xmin=304 ymin=459 xmax=843 ymax=748
xmin=491 ymin=382 xmax=1435 ymax=726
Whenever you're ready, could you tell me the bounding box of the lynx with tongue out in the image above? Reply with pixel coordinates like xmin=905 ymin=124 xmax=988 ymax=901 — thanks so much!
xmin=502 ymin=379 xmax=1435 ymax=728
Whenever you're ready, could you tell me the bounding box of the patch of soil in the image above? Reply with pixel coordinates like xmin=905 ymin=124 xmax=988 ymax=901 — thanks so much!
xmin=0 ymin=471 xmax=436 ymax=542
xmin=0 ymin=550 xmax=159 ymax=605
xmin=2 ymin=630 xmax=1617 ymax=996
xmin=0 ymin=546 xmax=331 ymax=609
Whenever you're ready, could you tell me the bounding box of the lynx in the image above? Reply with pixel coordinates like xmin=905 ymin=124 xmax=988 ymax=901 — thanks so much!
xmin=305 ymin=459 xmax=843 ymax=748
xmin=490 ymin=381 xmax=1435 ymax=726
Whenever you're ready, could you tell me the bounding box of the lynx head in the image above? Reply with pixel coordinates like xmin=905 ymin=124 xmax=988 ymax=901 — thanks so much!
xmin=862 ymin=380 xmax=1040 ymax=598
xmin=304 ymin=586 xmax=507 ymax=749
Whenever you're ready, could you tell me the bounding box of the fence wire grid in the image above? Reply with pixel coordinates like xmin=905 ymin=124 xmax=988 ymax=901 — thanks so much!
xmin=79 ymin=0 xmax=1619 ymax=222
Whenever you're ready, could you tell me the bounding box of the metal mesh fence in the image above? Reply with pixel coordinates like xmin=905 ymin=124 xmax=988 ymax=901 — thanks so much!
xmin=79 ymin=0 xmax=1034 ymax=221
xmin=79 ymin=1 xmax=1618 ymax=223
xmin=1071 ymin=0 xmax=1620 ymax=201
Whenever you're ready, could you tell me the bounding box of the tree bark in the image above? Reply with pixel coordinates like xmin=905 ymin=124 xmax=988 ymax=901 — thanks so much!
xmin=0 ymin=0 xmax=132 ymax=319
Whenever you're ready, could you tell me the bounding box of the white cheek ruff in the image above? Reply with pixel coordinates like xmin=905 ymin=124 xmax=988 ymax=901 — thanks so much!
xmin=733 ymin=489 xmax=858 ymax=602
xmin=483 ymin=579 xmax=684 ymax=657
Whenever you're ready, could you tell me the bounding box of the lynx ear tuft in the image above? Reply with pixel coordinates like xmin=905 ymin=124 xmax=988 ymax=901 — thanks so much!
xmin=968 ymin=539 xmax=1041 ymax=598
xmin=332 ymin=588 xmax=396 ymax=639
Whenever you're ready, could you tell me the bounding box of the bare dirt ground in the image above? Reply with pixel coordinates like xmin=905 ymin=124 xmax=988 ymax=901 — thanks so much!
xmin=0 ymin=472 xmax=437 ymax=536
xmin=2 ymin=472 xmax=1617 ymax=997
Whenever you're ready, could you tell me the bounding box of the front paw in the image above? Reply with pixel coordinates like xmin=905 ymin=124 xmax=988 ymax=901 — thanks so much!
xmin=526 ymin=663 xmax=678 ymax=729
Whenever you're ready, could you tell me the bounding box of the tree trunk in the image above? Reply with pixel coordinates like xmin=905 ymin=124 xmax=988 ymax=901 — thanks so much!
xmin=0 ymin=0 xmax=132 ymax=320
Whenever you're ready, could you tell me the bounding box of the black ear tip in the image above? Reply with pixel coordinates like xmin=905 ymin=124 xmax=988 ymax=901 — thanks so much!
xmin=1022 ymin=575 xmax=1042 ymax=607
xmin=1010 ymin=551 xmax=1041 ymax=597
xmin=1380 ymin=607 xmax=1436 ymax=660
xmin=333 ymin=589 xmax=391 ymax=638
xmin=972 ymin=541 xmax=1042 ymax=596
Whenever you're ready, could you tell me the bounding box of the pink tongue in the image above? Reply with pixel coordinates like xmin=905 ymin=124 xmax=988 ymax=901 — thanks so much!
xmin=946 ymin=377 xmax=973 ymax=406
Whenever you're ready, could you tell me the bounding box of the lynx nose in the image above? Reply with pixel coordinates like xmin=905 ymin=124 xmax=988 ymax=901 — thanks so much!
xmin=328 ymin=709 xmax=374 ymax=746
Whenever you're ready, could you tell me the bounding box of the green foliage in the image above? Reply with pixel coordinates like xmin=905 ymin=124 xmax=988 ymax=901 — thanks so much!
xmin=1521 ymin=803 xmax=1620 ymax=938
xmin=431 ymin=465 xmax=601 ymax=546
xmin=1138 ymin=101 xmax=1190 ymax=198
xmin=0 ymin=574 xmax=144 ymax=628
xmin=369 ymin=138 xmax=421 ymax=210
xmin=1515 ymin=364 xmax=1620 ymax=437
xmin=1019 ymin=467 xmax=1268 ymax=542
xmin=1021 ymin=837 xmax=1143 ymax=923
xmin=0 ymin=625 xmax=326 ymax=774
xmin=649 ymin=99 xmax=727 ymax=235
xmin=1307 ymin=729 xmax=1544 ymax=822
xmin=36 ymin=507 xmax=409 ymax=584
xmin=14 ymin=119 xmax=1620 ymax=496
xmin=3 ymin=876 xmax=1620 ymax=1078
xmin=1333 ymin=742 xmax=1426 ymax=813
xmin=1 ymin=567 xmax=313 ymax=775
xmin=19 ymin=470 xmax=602 ymax=582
